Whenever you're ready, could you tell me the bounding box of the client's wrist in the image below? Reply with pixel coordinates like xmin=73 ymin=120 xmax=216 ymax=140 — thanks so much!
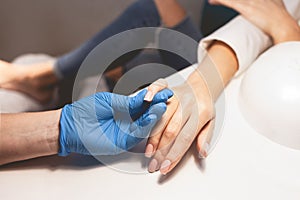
xmin=187 ymin=71 xmax=215 ymax=102
xmin=187 ymin=41 xmax=238 ymax=102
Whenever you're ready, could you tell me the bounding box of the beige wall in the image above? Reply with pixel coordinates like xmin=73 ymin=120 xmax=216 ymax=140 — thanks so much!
xmin=0 ymin=0 xmax=203 ymax=61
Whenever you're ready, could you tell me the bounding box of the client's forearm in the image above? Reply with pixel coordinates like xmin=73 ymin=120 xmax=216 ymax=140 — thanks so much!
xmin=187 ymin=41 xmax=238 ymax=101
xmin=0 ymin=110 xmax=61 ymax=165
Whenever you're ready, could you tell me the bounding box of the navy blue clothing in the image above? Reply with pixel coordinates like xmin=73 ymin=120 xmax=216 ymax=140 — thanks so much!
xmin=55 ymin=0 xmax=237 ymax=81
xmin=55 ymin=0 xmax=202 ymax=79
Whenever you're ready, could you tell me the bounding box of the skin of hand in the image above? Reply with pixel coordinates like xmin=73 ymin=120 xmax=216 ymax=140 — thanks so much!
xmin=144 ymin=41 xmax=238 ymax=174
xmin=0 ymin=60 xmax=58 ymax=103
xmin=146 ymin=79 xmax=214 ymax=174
xmin=209 ymin=0 xmax=300 ymax=44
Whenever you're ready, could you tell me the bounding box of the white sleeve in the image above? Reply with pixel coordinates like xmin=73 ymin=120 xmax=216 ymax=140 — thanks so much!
xmin=198 ymin=0 xmax=300 ymax=76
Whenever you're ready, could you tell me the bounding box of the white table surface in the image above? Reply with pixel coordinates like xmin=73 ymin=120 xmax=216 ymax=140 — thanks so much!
xmin=1 ymin=66 xmax=300 ymax=200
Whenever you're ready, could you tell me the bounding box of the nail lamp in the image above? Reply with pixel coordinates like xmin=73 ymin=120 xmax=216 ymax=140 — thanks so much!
xmin=239 ymin=42 xmax=300 ymax=150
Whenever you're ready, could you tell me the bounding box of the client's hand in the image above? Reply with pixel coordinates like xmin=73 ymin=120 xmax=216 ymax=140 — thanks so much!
xmin=144 ymin=76 xmax=215 ymax=174
xmin=209 ymin=0 xmax=300 ymax=44
xmin=58 ymin=89 xmax=173 ymax=156
xmin=143 ymin=40 xmax=238 ymax=175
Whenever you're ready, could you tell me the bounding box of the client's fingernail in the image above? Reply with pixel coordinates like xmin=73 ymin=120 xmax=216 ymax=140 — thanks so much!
xmin=144 ymin=91 xmax=153 ymax=102
xmin=148 ymin=159 xmax=158 ymax=173
xmin=199 ymin=142 xmax=209 ymax=159
xmin=145 ymin=144 xmax=154 ymax=158
xmin=160 ymin=160 xmax=171 ymax=175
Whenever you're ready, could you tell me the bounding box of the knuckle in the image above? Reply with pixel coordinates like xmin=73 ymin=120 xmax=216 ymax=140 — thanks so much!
xmin=198 ymin=105 xmax=214 ymax=119
xmin=179 ymin=133 xmax=193 ymax=145
xmin=201 ymin=108 xmax=211 ymax=119
xmin=164 ymin=124 xmax=180 ymax=139
xmin=163 ymin=129 xmax=178 ymax=140
xmin=148 ymin=136 xmax=160 ymax=146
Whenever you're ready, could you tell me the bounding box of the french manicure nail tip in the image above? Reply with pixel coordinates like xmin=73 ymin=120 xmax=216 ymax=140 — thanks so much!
xmin=203 ymin=142 xmax=210 ymax=157
xmin=198 ymin=153 xmax=205 ymax=159
xmin=160 ymin=160 xmax=171 ymax=171
xmin=148 ymin=159 xmax=158 ymax=172
xmin=145 ymin=144 xmax=154 ymax=158
xmin=198 ymin=143 xmax=209 ymax=159
xmin=144 ymin=91 xmax=153 ymax=101
xmin=160 ymin=160 xmax=171 ymax=175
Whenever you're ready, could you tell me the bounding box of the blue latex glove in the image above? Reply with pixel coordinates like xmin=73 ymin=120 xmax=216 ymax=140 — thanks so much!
xmin=58 ymin=89 xmax=173 ymax=156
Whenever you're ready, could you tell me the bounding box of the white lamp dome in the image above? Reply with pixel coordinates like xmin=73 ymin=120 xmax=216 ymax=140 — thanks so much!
xmin=239 ymin=42 xmax=300 ymax=150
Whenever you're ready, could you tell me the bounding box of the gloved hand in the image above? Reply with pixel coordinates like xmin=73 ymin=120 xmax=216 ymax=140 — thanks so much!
xmin=58 ymin=89 xmax=173 ymax=156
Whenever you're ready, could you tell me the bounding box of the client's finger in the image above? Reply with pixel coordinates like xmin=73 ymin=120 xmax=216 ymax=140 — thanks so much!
xmin=196 ymin=119 xmax=216 ymax=158
xmin=147 ymin=102 xmax=189 ymax=173
xmin=144 ymin=78 xmax=168 ymax=102
xmin=145 ymin=96 xmax=179 ymax=158
xmin=159 ymin=111 xmax=209 ymax=175
xmin=149 ymin=99 xmax=190 ymax=164
xmin=126 ymin=103 xmax=167 ymax=150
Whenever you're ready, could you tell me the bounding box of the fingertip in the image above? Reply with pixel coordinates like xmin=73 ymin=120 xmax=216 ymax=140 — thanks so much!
xmin=144 ymin=90 xmax=154 ymax=102
xmin=160 ymin=160 xmax=171 ymax=175
xmin=198 ymin=150 xmax=208 ymax=159
xmin=197 ymin=137 xmax=209 ymax=159
xmin=145 ymin=79 xmax=168 ymax=102
xmin=145 ymin=144 xmax=154 ymax=158
xmin=196 ymin=141 xmax=201 ymax=154
xmin=148 ymin=159 xmax=159 ymax=173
